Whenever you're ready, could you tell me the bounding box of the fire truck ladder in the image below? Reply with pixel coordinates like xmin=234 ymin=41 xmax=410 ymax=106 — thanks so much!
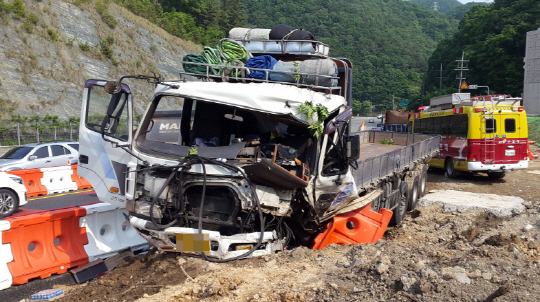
xmin=482 ymin=98 xmax=496 ymax=163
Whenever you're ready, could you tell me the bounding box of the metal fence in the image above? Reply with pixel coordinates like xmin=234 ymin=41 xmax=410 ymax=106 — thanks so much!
xmin=0 ymin=126 xmax=79 ymax=146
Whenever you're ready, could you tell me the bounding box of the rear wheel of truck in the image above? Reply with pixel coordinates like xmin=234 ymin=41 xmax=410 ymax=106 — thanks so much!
xmin=444 ymin=158 xmax=457 ymax=178
xmin=419 ymin=166 xmax=428 ymax=197
xmin=407 ymin=177 xmax=419 ymax=211
xmin=487 ymin=172 xmax=506 ymax=179
xmin=390 ymin=181 xmax=408 ymax=226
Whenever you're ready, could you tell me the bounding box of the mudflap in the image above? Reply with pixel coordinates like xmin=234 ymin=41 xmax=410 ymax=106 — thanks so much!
xmin=312 ymin=203 xmax=393 ymax=250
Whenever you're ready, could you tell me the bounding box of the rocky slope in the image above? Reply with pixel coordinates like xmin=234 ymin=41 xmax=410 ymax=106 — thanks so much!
xmin=0 ymin=0 xmax=200 ymax=117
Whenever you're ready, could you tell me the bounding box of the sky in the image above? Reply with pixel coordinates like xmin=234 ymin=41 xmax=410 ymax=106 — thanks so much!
xmin=458 ymin=0 xmax=493 ymax=3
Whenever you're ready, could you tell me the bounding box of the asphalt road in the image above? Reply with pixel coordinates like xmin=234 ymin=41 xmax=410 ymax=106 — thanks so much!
xmin=351 ymin=116 xmax=384 ymax=132
xmin=21 ymin=189 xmax=100 ymax=211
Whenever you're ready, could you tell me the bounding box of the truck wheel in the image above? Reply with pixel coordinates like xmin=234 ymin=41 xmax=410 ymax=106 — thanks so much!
xmin=419 ymin=167 xmax=428 ymax=197
xmin=390 ymin=182 xmax=408 ymax=226
xmin=487 ymin=172 xmax=506 ymax=179
xmin=0 ymin=189 xmax=19 ymax=218
xmin=408 ymin=177 xmax=419 ymax=211
xmin=444 ymin=158 xmax=457 ymax=178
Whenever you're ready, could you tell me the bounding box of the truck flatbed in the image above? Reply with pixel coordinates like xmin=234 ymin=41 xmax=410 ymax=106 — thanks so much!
xmin=354 ymin=131 xmax=440 ymax=191
xmin=359 ymin=143 xmax=403 ymax=160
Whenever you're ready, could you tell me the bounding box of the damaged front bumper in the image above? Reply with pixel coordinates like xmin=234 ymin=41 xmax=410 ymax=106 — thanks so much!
xmin=130 ymin=216 xmax=283 ymax=260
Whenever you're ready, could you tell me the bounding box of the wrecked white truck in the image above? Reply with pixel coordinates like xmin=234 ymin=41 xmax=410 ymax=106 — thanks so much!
xmin=78 ymin=35 xmax=439 ymax=262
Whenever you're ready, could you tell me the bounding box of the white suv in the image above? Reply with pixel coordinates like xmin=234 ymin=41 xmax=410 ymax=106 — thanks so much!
xmin=0 ymin=172 xmax=27 ymax=218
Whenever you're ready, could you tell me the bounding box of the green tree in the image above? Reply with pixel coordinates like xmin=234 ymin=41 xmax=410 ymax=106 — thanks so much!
xmin=425 ymin=0 xmax=540 ymax=98
xmin=243 ymin=0 xmax=457 ymax=107
xmin=352 ymin=100 xmax=371 ymax=116
xmin=10 ymin=0 xmax=26 ymax=18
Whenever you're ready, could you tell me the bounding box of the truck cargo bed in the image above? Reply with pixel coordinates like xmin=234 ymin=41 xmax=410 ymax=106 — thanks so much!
xmin=353 ymin=131 xmax=440 ymax=190
xmin=359 ymin=143 xmax=404 ymax=160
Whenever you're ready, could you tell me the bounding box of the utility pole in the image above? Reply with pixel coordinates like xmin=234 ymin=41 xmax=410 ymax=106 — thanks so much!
xmin=455 ymin=51 xmax=469 ymax=93
xmin=421 ymin=77 xmax=425 ymax=106
xmin=436 ymin=63 xmax=446 ymax=92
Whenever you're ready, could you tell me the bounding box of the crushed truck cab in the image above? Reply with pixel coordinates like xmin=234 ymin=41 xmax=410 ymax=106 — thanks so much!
xmin=78 ymin=29 xmax=439 ymax=261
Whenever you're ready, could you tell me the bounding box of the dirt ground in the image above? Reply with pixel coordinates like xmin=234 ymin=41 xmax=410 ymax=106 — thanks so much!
xmin=52 ymin=146 xmax=540 ymax=302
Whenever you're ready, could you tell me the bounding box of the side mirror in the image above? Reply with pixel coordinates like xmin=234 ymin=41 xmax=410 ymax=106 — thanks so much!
xmin=347 ymin=134 xmax=360 ymax=161
xmin=100 ymin=92 xmax=127 ymax=135
xmin=29 ymin=155 xmax=37 ymax=161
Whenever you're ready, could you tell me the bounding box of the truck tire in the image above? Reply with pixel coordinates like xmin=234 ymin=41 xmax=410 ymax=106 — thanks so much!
xmin=407 ymin=177 xmax=419 ymax=211
xmin=487 ymin=172 xmax=506 ymax=179
xmin=419 ymin=166 xmax=428 ymax=197
xmin=390 ymin=182 xmax=408 ymax=226
xmin=444 ymin=158 xmax=457 ymax=178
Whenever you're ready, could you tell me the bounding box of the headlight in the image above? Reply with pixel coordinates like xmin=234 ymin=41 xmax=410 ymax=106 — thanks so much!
xmin=9 ymin=176 xmax=23 ymax=185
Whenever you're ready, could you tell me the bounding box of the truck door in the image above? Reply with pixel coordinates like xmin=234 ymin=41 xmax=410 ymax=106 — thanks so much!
xmin=496 ymin=113 xmax=523 ymax=164
xmin=313 ymin=108 xmax=359 ymax=218
xmin=78 ymin=79 xmax=134 ymax=206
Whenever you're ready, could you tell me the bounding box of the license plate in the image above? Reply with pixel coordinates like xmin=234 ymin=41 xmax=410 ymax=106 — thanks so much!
xmin=505 ymin=150 xmax=515 ymax=156
xmin=176 ymin=233 xmax=210 ymax=253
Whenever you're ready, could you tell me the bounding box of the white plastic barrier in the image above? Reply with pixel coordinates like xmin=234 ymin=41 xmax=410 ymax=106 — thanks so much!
xmin=0 ymin=220 xmax=13 ymax=290
xmin=81 ymin=203 xmax=149 ymax=262
xmin=40 ymin=166 xmax=78 ymax=195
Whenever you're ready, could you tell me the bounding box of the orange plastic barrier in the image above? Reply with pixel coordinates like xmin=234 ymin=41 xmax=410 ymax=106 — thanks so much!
xmin=70 ymin=165 xmax=93 ymax=190
xmin=528 ymin=141 xmax=537 ymax=160
xmin=7 ymin=169 xmax=48 ymax=197
xmin=312 ymin=203 xmax=393 ymax=250
xmin=2 ymin=207 xmax=89 ymax=285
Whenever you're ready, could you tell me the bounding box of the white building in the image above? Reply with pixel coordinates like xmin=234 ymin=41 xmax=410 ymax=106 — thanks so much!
xmin=524 ymin=27 xmax=540 ymax=115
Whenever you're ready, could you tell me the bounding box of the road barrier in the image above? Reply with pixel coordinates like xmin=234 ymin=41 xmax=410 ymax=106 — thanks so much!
xmin=0 ymin=202 xmax=150 ymax=290
xmin=41 ymin=166 xmax=79 ymax=195
xmin=71 ymin=165 xmax=92 ymax=190
xmin=7 ymin=165 xmax=92 ymax=197
xmin=0 ymin=221 xmax=13 ymax=291
xmin=2 ymin=207 xmax=89 ymax=285
xmin=7 ymin=169 xmax=47 ymax=197
xmin=81 ymin=203 xmax=149 ymax=262
xmin=312 ymin=203 xmax=393 ymax=250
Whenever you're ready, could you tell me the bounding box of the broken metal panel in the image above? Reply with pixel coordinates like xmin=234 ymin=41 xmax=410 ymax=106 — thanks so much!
xmin=152 ymin=82 xmax=346 ymax=125
xmin=255 ymin=185 xmax=293 ymax=216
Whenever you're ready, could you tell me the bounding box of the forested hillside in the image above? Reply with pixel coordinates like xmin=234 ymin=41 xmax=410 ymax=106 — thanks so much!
xmin=445 ymin=2 xmax=488 ymax=20
xmin=409 ymin=0 xmax=462 ymax=13
xmin=115 ymin=0 xmax=247 ymax=45
xmin=243 ymin=0 xmax=458 ymax=112
xmin=422 ymin=0 xmax=540 ymax=106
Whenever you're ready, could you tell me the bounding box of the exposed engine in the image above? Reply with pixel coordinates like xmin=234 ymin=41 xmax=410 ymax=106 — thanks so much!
xmin=128 ymin=147 xmax=322 ymax=260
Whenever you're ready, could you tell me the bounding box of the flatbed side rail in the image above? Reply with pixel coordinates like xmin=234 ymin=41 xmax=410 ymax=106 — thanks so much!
xmin=352 ymin=131 xmax=440 ymax=190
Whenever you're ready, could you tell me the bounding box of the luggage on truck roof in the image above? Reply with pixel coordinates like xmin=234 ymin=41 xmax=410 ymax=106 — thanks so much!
xmin=228 ymin=26 xmax=329 ymax=58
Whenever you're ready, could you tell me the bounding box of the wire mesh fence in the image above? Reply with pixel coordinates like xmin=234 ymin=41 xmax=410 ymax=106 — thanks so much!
xmin=0 ymin=126 xmax=79 ymax=146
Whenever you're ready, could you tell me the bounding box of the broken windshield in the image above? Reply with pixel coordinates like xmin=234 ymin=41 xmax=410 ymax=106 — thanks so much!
xmin=137 ymin=95 xmax=315 ymax=162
